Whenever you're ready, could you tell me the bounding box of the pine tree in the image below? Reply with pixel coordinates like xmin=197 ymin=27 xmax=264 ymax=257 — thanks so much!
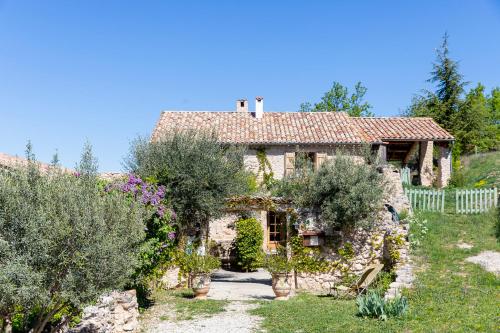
xmin=428 ymin=32 xmax=468 ymax=130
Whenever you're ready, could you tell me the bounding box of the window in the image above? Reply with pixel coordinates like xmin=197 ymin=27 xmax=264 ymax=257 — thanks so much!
xmin=284 ymin=152 xmax=327 ymax=176
xmin=267 ymin=211 xmax=287 ymax=250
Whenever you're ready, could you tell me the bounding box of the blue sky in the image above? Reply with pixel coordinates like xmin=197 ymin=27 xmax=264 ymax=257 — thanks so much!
xmin=1 ymin=1 xmax=499 ymax=171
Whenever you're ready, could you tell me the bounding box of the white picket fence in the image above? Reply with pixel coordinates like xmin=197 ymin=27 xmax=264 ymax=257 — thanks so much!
xmin=456 ymin=188 xmax=498 ymax=214
xmin=401 ymin=167 xmax=411 ymax=185
xmin=404 ymin=188 xmax=445 ymax=213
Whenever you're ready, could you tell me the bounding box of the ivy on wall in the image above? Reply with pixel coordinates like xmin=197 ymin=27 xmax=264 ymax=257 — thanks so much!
xmin=256 ymin=148 xmax=276 ymax=190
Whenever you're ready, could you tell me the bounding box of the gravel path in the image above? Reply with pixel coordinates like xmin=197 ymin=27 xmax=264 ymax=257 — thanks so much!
xmin=146 ymin=301 xmax=262 ymax=333
xmin=465 ymin=251 xmax=500 ymax=276
xmin=208 ymin=269 xmax=274 ymax=301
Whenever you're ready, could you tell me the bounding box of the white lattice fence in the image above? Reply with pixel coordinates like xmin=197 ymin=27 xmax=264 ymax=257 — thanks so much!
xmin=456 ymin=188 xmax=498 ymax=214
xmin=404 ymin=188 xmax=445 ymax=213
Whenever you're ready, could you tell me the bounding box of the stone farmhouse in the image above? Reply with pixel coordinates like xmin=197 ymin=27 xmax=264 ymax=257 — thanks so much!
xmin=152 ymin=97 xmax=454 ymax=187
xmin=152 ymin=97 xmax=454 ymax=270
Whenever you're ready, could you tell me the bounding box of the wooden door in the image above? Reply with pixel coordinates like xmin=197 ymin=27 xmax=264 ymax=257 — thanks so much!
xmin=267 ymin=211 xmax=287 ymax=250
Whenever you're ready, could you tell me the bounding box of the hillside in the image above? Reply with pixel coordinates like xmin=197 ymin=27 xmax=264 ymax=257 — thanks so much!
xmin=459 ymin=151 xmax=500 ymax=188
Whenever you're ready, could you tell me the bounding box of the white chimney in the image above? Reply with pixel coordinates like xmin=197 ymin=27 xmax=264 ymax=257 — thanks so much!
xmin=236 ymin=99 xmax=248 ymax=112
xmin=255 ymin=96 xmax=264 ymax=119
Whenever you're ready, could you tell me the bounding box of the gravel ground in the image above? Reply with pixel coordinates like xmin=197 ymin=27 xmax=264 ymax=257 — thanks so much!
xmin=465 ymin=251 xmax=500 ymax=276
xmin=208 ymin=269 xmax=274 ymax=301
xmin=145 ymin=301 xmax=262 ymax=333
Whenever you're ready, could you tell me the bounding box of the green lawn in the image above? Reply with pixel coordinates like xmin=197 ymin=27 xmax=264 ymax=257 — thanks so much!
xmin=146 ymin=289 xmax=228 ymax=322
xmin=460 ymin=151 xmax=500 ymax=188
xmin=251 ymin=211 xmax=500 ymax=333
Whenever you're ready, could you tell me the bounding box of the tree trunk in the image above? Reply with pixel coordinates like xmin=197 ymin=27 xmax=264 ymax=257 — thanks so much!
xmin=32 ymin=304 xmax=64 ymax=333
xmin=204 ymin=220 xmax=210 ymax=254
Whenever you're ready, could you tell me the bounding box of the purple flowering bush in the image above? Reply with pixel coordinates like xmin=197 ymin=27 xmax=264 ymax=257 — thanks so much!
xmin=104 ymin=173 xmax=177 ymax=289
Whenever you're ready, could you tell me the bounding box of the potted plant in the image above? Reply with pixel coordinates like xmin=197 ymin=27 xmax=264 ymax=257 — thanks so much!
xmin=183 ymin=253 xmax=221 ymax=299
xmin=264 ymin=253 xmax=295 ymax=300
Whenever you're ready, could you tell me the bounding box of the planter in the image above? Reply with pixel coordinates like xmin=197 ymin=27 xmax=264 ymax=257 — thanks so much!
xmin=190 ymin=273 xmax=211 ymax=299
xmin=271 ymin=273 xmax=292 ymax=300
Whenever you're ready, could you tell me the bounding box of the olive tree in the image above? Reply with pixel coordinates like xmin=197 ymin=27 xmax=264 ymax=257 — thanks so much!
xmin=274 ymin=149 xmax=385 ymax=230
xmin=0 ymin=144 xmax=147 ymax=333
xmin=126 ymin=131 xmax=248 ymax=244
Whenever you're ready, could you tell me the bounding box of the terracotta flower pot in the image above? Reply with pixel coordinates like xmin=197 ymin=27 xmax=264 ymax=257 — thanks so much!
xmin=271 ymin=273 xmax=292 ymax=300
xmin=190 ymin=273 xmax=211 ymax=299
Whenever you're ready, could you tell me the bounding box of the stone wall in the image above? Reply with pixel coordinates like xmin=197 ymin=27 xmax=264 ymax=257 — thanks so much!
xmin=419 ymin=141 xmax=434 ymax=186
xmin=207 ymin=163 xmax=411 ymax=294
xmin=244 ymin=144 xmax=364 ymax=181
xmin=209 ymin=212 xmax=268 ymax=262
xmin=69 ymin=290 xmax=139 ymax=333
xmin=437 ymin=144 xmax=451 ymax=188
xmin=294 ymin=165 xmax=411 ymax=293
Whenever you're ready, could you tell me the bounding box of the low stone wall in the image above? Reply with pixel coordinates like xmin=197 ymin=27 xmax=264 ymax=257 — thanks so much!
xmin=69 ymin=290 xmax=139 ymax=333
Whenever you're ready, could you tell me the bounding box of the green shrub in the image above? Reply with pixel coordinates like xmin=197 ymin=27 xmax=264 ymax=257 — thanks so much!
xmin=0 ymin=144 xmax=147 ymax=333
xmin=371 ymin=271 xmax=396 ymax=294
xmin=274 ymin=151 xmax=385 ymax=230
xmin=234 ymin=218 xmax=264 ymax=271
xmin=126 ymin=131 xmax=248 ymax=240
xmin=356 ymin=291 xmax=408 ymax=320
xmin=175 ymin=252 xmax=221 ymax=274
xmin=407 ymin=214 xmax=429 ymax=250
xmin=264 ymin=251 xmax=295 ymax=275
xmin=290 ymin=236 xmax=329 ymax=273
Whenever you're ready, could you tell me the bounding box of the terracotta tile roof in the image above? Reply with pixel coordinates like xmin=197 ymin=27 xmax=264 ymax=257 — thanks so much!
xmin=0 ymin=152 xmax=73 ymax=173
xmin=354 ymin=117 xmax=454 ymax=142
xmin=0 ymin=153 xmax=124 ymax=179
xmin=152 ymin=111 xmax=370 ymax=144
xmin=152 ymin=111 xmax=454 ymax=145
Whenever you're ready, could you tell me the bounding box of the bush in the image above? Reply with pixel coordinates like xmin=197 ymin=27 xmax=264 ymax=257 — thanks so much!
xmin=371 ymin=271 xmax=396 ymax=294
xmin=274 ymin=151 xmax=385 ymax=230
xmin=0 ymin=144 xmax=147 ymax=333
xmin=126 ymin=131 xmax=248 ymax=241
xmin=264 ymin=250 xmax=295 ymax=275
xmin=104 ymin=174 xmax=176 ymax=289
xmin=290 ymin=236 xmax=330 ymax=273
xmin=175 ymin=252 xmax=221 ymax=274
xmin=356 ymin=291 xmax=408 ymax=320
xmin=407 ymin=214 xmax=428 ymax=250
xmin=234 ymin=218 xmax=264 ymax=271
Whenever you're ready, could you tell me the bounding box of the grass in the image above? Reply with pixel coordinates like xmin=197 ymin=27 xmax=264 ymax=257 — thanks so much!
xmin=460 ymin=151 xmax=500 ymax=188
xmin=251 ymin=210 xmax=499 ymax=332
xmin=147 ymin=289 xmax=228 ymax=321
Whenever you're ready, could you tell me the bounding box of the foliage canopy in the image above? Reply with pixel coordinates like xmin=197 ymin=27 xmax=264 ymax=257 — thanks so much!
xmin=300 ymin=81 xmax=374 ymax=117
xmin=126 ymin=131 xmax=249 ymax=236
xmin=234 ymin=218 xmax=264 ymax=271
xmin=274 ymin=150 xmax=385 ymax=230
xmin=0 ymin=144 xmax=147 ymax=333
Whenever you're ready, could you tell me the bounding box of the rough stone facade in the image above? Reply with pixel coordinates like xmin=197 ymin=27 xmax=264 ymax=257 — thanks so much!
xmin=419 ymin=141 xmax=434 ymax=186
xmin=437 ymin=144 xmax=451 ymax=188
xmin=244 ymin=145 xmax=364 ymax=181
xmin=69 ymin=290 xmax=139 ymax=333
xmin=293 ymin=166 xmax=411 ymax=293
xmin=209 ymin=212 xmax=268 ymax=262
xmin=207 ymin=164 xmax=412 ymax=294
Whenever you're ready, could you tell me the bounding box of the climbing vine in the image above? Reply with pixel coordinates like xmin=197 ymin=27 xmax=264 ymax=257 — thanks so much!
xmin=256 ymin=148 xmax=275 ymax=189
